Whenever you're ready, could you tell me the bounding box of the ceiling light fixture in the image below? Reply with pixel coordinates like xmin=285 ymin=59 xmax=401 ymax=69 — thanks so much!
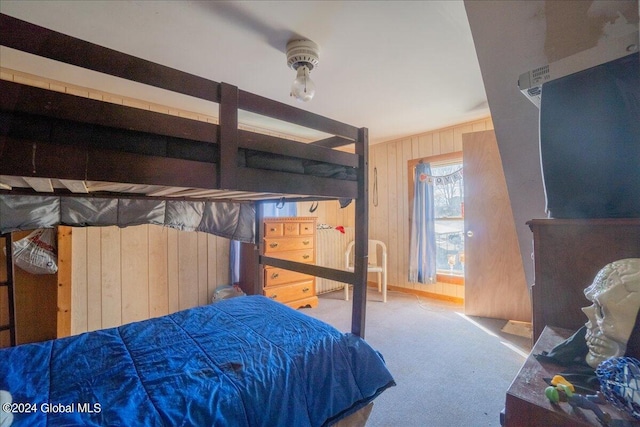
xmin=286 ymin=39 xmax=319 ymax=102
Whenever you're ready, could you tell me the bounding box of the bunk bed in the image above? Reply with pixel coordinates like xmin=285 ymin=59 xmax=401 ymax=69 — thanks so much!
xmin=0 ymin=14 xmax=393 ymax=426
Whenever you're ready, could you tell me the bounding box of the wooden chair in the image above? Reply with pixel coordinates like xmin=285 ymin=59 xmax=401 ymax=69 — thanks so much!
xmin=345 ymin=240 xmax=387 ymax=302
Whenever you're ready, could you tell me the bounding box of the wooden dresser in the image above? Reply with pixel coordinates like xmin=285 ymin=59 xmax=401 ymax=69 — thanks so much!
xmin=504 ymin=326 xmax=639 ymax=426
xmin=527 ymin=218 xmax=640 ymax=344
xmin=502 ymin=218 xmax=640 ymax=426
xmin=257 ymin=217 xmax=318 ymax=309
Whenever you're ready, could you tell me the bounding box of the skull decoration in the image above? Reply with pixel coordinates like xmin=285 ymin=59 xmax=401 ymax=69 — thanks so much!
xmin=582 ymin=259 xmax=640 ymax=369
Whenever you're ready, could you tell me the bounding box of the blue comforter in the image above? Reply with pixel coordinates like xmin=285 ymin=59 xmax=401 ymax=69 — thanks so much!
xmin=0 ymin=296 xmax=394 ymax=426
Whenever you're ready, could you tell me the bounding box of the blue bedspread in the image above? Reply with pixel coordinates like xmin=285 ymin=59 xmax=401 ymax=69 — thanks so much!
xmin=0 ymin=296 xmax=394 ymax=426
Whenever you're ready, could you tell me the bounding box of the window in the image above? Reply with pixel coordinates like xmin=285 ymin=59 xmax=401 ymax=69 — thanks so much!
xmin=408 ymin=152 xmax=464 ymax=283
xmin=431 ymin=162 xmax=464 ymax=277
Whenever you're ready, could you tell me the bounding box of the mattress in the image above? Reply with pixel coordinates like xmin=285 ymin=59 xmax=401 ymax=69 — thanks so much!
xmin=0 ymin=296 xmax=394 ymax=426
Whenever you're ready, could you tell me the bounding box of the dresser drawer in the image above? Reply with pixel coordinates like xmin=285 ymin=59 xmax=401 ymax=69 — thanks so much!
xmin=264 ymin=236 xmax=314 ymax=253
xmin=283 ymin=222 xmax=300 ymax=236
xmin=264 ymin=267 xmax=313 ymax=287
xmin=264 ymin=222 xmax=284 ymax=237
xmin=264 ymin=248 xmax=314 ymax=263
xmin=299 ymin=222 xmax=314 ymax=235
xmin=263 ymin=280 xmax=315 ymax=303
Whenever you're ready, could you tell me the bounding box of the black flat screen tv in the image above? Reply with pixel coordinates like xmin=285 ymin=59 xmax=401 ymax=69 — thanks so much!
xmin=539 ymin=52 xmax=639 ymax=218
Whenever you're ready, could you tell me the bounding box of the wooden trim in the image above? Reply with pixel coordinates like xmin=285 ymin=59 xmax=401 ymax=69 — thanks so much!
xmin=436 ymin=273 xmax=465 ymax=285
xmin=260 ymin=255 xmax=356 ymax=284
xmin=0 ymin=136 xmax=219 ymax=190
xmin=388 ymin=284 xmax=464 ymax=305
xmin=527 ymin=218 xmax=640 ymax=229
xmin=1 ymin=234 xmax=16 ymax=346
xmin=407 ymin=151 xmax=463 ymax=170
xmin=239 ymin=130 xmax=358 ymax=168
xmin=234 ymin=168 xmax=358 ymax=199
xmin=219 ymin=83 xmax=239 ymax=190
xmin=352 ymin=127 xmax=369 ymax=338
xmin=0 ymin=14 xmax=221 ymax=103
xmin=310 ymin=136 xmax=354 ymax=149
xmin=0 ymin=80 xmax=218 ymax=143
xmin=238 ymin=89 xmax=358 ymax=141
xmin=56 ymin=226 xmax=72 ymax=338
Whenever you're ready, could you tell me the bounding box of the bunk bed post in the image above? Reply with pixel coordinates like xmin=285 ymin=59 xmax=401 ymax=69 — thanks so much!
xmin=254 ymin=201 xmax=265 ymax=295
xmin=219 ymin=82 xmax=239 ymax=190
xmin=351 ymin=127 xmax=369 ymax=338
xmin=1 ymin=233 xmax=16 ymax=347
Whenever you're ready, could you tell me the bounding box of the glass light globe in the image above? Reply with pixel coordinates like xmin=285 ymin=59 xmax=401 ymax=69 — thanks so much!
xmin=290 ymin=65 xmax=315 ymax=102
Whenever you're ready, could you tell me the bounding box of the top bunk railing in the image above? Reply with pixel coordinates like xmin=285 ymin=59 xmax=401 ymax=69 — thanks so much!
xmin=0 ymin=13 xmax=364 ymax=201
xmin=0 ymin=13 xmax=361 ymax=143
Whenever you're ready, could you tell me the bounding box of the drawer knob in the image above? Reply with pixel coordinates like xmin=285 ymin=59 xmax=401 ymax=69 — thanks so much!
xmin=303 ymin=240 xmax=310 ymax=245
xmin=269 ymin=294 xmax=277 ymax=299
xmin=303 ymin=287 xmax=310 ymax=293
xmin=269 ymin=242 xmax=278 ymax=248
xmin=302 ymin=254 xmax=310 ymax=259
xmin=271 ymin=273 xmax=279 ymax=279
xmin=270 ymin=228 xmax=276 ymax=232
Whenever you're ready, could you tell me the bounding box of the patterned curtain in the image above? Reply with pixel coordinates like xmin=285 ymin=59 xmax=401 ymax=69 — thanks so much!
xmin=409 ymin=162 xmax=436 ymax=283
xmin=230 ymin=201 xmax=297 ymax=284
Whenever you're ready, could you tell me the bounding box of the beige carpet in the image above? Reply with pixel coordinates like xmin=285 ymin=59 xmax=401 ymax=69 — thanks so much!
xmin=304 ymin=290 xmax=531 ymax=427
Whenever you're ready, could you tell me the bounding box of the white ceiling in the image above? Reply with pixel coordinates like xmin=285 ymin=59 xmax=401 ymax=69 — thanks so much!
xmin=0 ymin=0 xmax=490 ymax=145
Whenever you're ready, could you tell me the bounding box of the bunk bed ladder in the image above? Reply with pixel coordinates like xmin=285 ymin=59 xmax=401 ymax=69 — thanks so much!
xmin=0 ymin=233 xmax=16 ymax=347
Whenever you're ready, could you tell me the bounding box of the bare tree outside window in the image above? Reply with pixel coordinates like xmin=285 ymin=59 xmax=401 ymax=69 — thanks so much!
xmin=432 ymin=163 xmax=464 ymax=276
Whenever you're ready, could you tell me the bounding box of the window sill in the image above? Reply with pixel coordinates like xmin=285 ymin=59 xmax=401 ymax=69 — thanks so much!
xmin=436 ymin=273 xmax=465 ymax=286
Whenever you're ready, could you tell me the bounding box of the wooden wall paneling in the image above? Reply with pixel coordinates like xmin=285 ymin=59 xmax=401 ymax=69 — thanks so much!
xmin=148 ymin=225 xmax=169 ymax=317
xmin=86 ymin=227 xmax=102 ymax=331
xmin=376 ymin=145 xmax=389 ymax=262
xmin=315 ymin=201 xmax=330 ymax=226
xmin=387 ymin=143 xmax=399 ymax=288
xmin=67 ymin=224 xmax=232 ymax=333
xmin=121 ymin=226 xmax=149 ymax=324
xmin=342 ymin=202 xmax=355 ymax=228
xmin=70 ymin=227 xmax=88 ymax=335
xmin=206 ymin=233 xmax=219 ymax=300
xmin=432 ymin=131 xmax=441 ymax=154
xmin=401 ymin=138 xmax=413 ymax=291
xmin=57 ymin=226 xmax=73 ymax=338
xmin=12 ymin=230 xmax=57 ymax=344
xmin=472 ymin=121 xmax=487 ymax=132
xmin=454 ymin=124 xmax=473 ymax=152
xmin=178 ymin=231 xmax=199 ymax=310
xmin=327 ymin=201 xmax=337 ymax=227
xmin=197 ymin=232 xmax=209 ymax=305
xmin=369 ymin=146 xmax=380 ymax=267
xmin=418 ymin=133 xmax=434 ymax=158
xmin=368 ymin=147 xmax=376 ymax=237
xmin=167 ymin=227 xmax=180 ymax=314
xmin=440 ymin=128 xmax=455 ymax=153
xmin=367 ymin=117 xmax=491 ymax=298
xmin=215 ymin=234 xmax=230 ymax=288
xmin=101 ymin=226 xmax=122 ymax=328
xmin=296 ymin=117 xmax=494 ymax=299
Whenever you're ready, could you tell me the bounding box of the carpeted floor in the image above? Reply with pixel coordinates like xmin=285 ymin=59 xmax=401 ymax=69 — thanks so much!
xmin=304 ymin=289 xmax=532 ymax=427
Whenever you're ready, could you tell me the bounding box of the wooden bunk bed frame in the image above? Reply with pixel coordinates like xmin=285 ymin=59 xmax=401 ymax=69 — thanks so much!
xmin=0 ymin=13 xmax=371 ymax=337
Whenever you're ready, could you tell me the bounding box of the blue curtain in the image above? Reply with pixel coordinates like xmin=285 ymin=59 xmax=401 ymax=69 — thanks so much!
xmin=409 ymin=163 xmax=436 ymax=283
xmin=230 ymin=202 xmax=297 ymax=284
